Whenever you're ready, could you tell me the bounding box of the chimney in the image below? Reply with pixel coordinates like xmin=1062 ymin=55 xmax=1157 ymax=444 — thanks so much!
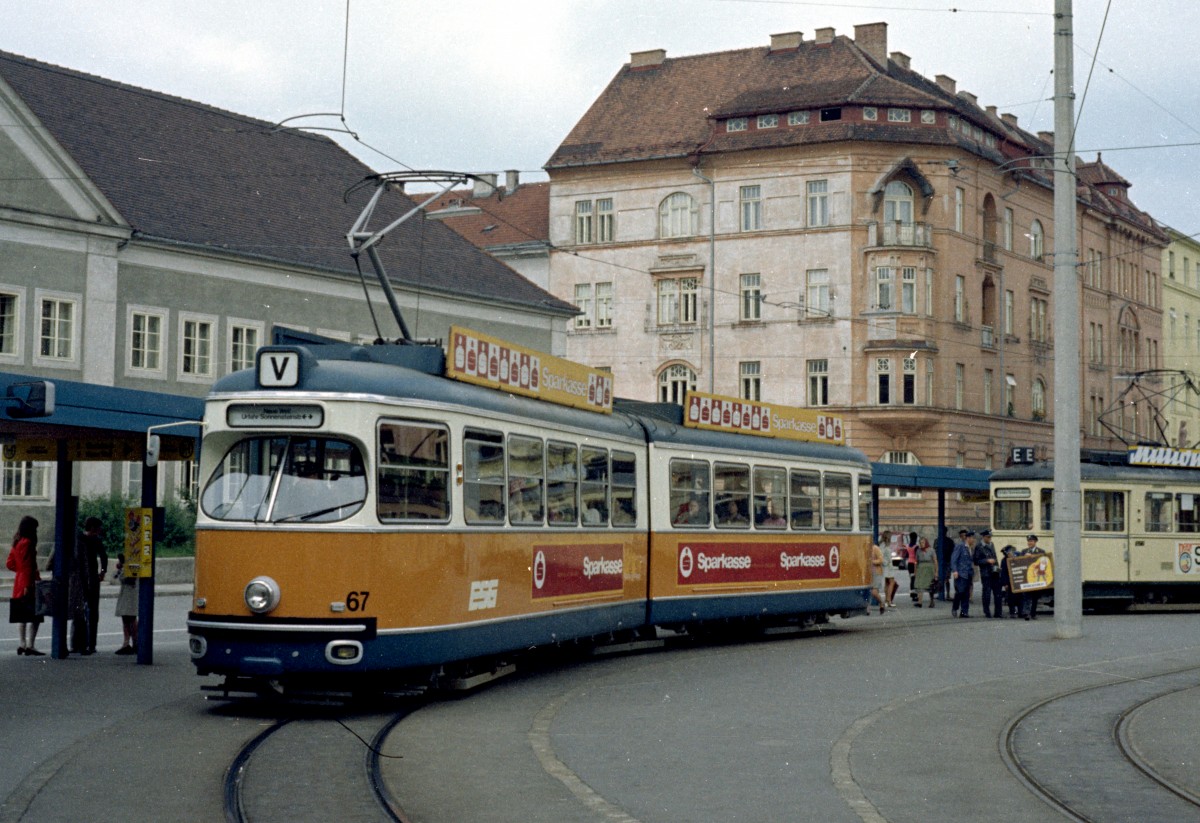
xmin=473 ymin=174 xmax=498 ymax=199
xmin=959 ymin=90 xmax=978 ymax=106
xmin=889 ymin=51 xmax=910 ymax=70
xmin=935 ymin=74 xmax=956 ymax=94
xmin=769 ymin=31 xmax=803 ymax=52
xmin=853 ymin=22 xmax=887 ymax=65
xmin=815 ymin=27 xmax=835 ymax=45
xmin=505 ymin=169 xmax=520 ymax=194
xmin=1038 ymin=131 xmax=1054 ymax=143
xmin=1001 ymin=113 xmax=1019 ymax=127
xmin=986 ymin=105 xmax=998 ymax=118
xmin=630 ymin=48 xmax=666 ymax=69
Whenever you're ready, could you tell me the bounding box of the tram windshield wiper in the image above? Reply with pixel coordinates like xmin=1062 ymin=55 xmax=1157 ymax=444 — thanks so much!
xmin=275 ymin=497 xmax=367 ymax=523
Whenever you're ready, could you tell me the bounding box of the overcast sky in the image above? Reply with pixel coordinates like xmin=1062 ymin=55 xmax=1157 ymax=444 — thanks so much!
xmin=3 ymin=0 xmax=1197 ymax=233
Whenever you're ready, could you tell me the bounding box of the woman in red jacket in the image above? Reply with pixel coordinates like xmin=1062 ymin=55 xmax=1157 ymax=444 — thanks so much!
xmin=6 ymin=516 xmax=44 ymax=655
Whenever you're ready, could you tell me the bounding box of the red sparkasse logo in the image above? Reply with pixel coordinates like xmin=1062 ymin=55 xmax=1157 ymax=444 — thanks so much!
xmin=677 ymin=542 xmax=841 ymax=585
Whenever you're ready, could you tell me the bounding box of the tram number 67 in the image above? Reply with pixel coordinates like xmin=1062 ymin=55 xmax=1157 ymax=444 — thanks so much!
xmin=346 ymin=591 xmax=370 ymax=612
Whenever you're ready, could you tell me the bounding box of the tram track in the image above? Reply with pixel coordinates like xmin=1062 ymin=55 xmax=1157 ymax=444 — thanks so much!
xmin=1000 ymin=664 xmax=1200 ymax=822
xmin=222 ymin=699 xmax=423 ymax=823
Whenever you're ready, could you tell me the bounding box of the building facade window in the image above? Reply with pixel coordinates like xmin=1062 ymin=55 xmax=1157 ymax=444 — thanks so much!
xmin=596 ymin=198 xmax=614 ymax=243
xmin=595 ymin=282 xmax=613 ymax=328
xmin=883 ymin=180 xmax=913 ymax=227
xmin=574 ymin=284 xmax=593 ymax=329
xmin=2 ymin=461 xmax=50 ymax=500
xmin=1029 ymin=220 xmax=1044 ymax=259
xmin=882 ymin=451 xmax=922 ymax=499
xmin=1032 ymin=378 xmax=1047 ymax=419
xmin=788 ymin=111 xmax=810 ymax=125
xmin=1030 ymin=297 xmax=1049 ymax=343
xmin=740 ymin=273 xmax=761 ymax=321
xmin=1005 ymin=374 xmax=1017 ymax=416
xmin=574 ymin=200 xmax=593 ymax=244
xmin=128 ymin=307 xmax=165 ymax=375
xmin=757 ymin=114 xmax=778 ymax=129
xmin=901 ymin=267 xmax=917 ymax=313
xmin=659 ymin=192 xmax=698 ymax=238
xmin=1004 ymin=290 xmax=1014 ymax=336
xmin=863 ymin=106 xmax=877 ymax=121
xmin=902 ymin=357 xmax=917 ymax=404
xmin=726 ymin=117 xmax=747 ymax=132
xmin=36 ymin=292 xmax=77 ymax=364
xmin=229 ymin=321 xmax=262 ymax=373
xmin=887 ymin=108 xmax=911 ymax=122
xmin=805 ymin=269 xmax=830 ymax=318
xmin=808 ymin=359 xmax=829 ymax=406
xmin=1003 ymin=207 xmax=1014 ymax=251
xmin=0 ymin=290 xmax=18 ymax=357
xmin=984 ymin=369 xmax=993 ymax=415
xmin=740 ymin=361 xmax=761 ymax=401
xmin=875 ymin=357 xmax=891 ymax=405
xmin=657 ymin=277 xmax=698 ymax=325
xmin=954 ymin=275 xmax=965 ymax=323
xmin=807 ymin=180 xmax=829 ymax=227
xmin=955 ymin=187 xmax=964 ymax=233
xmin=955 ymin=363 xmax=964 ymax=410
xmin=739 ymin=185 xmax=762 ymax=231
xmin=180 ymin=313 xmax=216 ymax=379
xmin=658 ymin=363 xmax=696 ymax=405
xmin=873 ymin=267 xmax=894 ymax=311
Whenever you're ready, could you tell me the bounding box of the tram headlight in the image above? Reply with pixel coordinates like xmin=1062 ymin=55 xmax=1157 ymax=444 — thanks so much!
xmin=244 ymin=576 xmax=281 ymax=614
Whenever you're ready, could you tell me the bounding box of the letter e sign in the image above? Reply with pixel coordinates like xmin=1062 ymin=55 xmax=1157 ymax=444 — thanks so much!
xmin=258 ymin=351 xmax=300 ymax=388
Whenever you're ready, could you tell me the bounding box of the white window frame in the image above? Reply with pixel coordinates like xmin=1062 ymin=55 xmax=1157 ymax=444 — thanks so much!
xmin=1004 ymin=290 xmax=1014 ymax=336
xmin=2 ymin=460 xmax=51 ymax=500
xmin=805 ymin=269 xmax=830 ymax=318
xmin=955 ymin=363 xmax=964 ymax=410
xmin=126 ymin=304 xmax=168 ymax=378
xmin=875 ymin=357 xmax=892 ymax=405
xmin=901 ymin=267 xmax=917 ymax=314
xmin=862 ymin=106 xmax=878 ymax=121
xmin=658 ymin=363 xmax=696 ymax=405
xmin=808 ymin=359 xmax=829 ymax=406
xmin=596 ymin=198 xmax=614 ymax=243
xmin=178 ymin=311 xmax=218 ymax=382
xmin=1029 ymin=220 xmax=1044 ymax=260
xmin=788 ymin=111 xmax=810 ymax=126
xmin=874 ymin=267 xmax=894 ymax=311
xmin=657 ymin=277 xmax=699 ymax=326
xmin=1003 ymin=207 xmax=1014 ymax=251
xmin=739 ymin=185 xmax=762 ymax=232
xmin=0 ymin=285 xmax=26 ymax=363
xmin=33 ymin=289 xmax=80 ymax=369
xmin=726 ymin=117 xmax=748 ymax=132
xmin=757 ymin=114 xmax=778 ymax=129
xmin=228 ymin=319 xmax=264 ymax=373
xmin=740 ymin=361 xmax=761 ymax=401
xmin=595 ymin=282 xmax=613 ymax=328
xmin=574 ymin=200 xmax=594 ymax=244
xmin=740 ymin=273 xmax=762 ymax=322
xmin=659 ymin=192 xmax=699 ymax=238
xmin=954 ymin=275 xmax=965 ymax=323
xmin=955 ymin=187 xmax=964 ymax=233
xmin=807 ymin=180 xmax=829 ymax=227
xmin=887 ymin=108 xmax=912 ymax=123
xmin=574 ymin=283 xmax=593 ymax=329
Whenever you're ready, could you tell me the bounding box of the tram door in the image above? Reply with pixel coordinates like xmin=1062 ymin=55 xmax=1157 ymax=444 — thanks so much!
xmin=1081 ymin=487 xmax=1130 ymax=587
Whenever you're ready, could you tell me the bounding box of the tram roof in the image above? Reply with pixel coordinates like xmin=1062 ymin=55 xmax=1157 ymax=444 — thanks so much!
xmin=990 ymin=460 xmax=1200 ymax=484
xmin=209 ymin=346 xmax=871 ymax=467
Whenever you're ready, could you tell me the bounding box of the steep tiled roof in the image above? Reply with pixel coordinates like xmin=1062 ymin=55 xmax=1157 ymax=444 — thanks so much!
xmin=425 ymin=181 xmax=549 ymax=250
xmin=0 ymin=51 xmax=573 ymax=314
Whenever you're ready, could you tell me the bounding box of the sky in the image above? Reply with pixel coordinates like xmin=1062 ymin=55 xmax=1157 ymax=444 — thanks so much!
xmin=2 ymin=0 xmax=1198 ymax=234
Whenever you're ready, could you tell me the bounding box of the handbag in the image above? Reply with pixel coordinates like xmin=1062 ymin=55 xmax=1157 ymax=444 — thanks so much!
xmin=33 ymin=579 xmax=56 ymax=617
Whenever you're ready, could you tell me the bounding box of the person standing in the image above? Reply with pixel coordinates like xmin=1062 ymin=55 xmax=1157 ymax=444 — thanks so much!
xmin=870 ymin=537 xmax=886 ymax=615
xmin=78 ymin=516 xmax=108 ymax=654
xmin=974 ymin=528 xmax=1003 ymax=619
xmin=6 ymin=516 xmax=44 ymax=655
xmin=938 ymin=528 xmax=960 ymax=601
xmin=999 ymin=545 xmax=1020 ymax=618
xmin=905 ymin=531 xmax=919 ymax=603
xmin=114 ymin=552 xmax=138 ymax=655
xmin=913 ymin=535 xmax=938 ymax=608
xmin=881 ymin=530 xmax=898 ymax=608
xmin=951 ymin=530 xmax=976 ymax=617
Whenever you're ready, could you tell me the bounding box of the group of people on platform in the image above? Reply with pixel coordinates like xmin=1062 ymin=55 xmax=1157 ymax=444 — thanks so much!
xmin=7 ymin=515 xmax=139 ymax=657
xmin=871 ymin=527 xmax=1047 ymax=620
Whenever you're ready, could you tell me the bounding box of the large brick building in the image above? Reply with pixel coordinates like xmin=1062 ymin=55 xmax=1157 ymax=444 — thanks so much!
xmin=543 ymin=22 xmax=1168 ymax=527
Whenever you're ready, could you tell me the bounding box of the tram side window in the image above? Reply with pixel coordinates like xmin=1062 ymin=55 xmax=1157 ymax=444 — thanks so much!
xmin=1083 ymin=490 xmax=1124 ymax=532
xmin=1145 ymin=492 xmax=1173 ymax=532
xmin=377 ymin=422 xmax=450 ymax=522
xmin=715 ymin=463 xmax=751 ymax=528
xmin=671 ymin=459 xmax=711 ymax=526
xmin=508 ymin=435 xmax=545 ymax=525
xmin=790 ymin=469 xmax=821 ymax=530
xmin=994 ymin=500 xmax=1032 ymax=531
xmin=824 ymin=472 xmax=853 ymax=530
xmin=463 ymin=429 xmax=505 ymax=524
xmin=580 ymin=447 xmax=609 ymax=526
xmin=547 ymin=441 xmax=579 ymax=526
xmin=1176 ymin=492 xmax=1200 ymax=532
xmin=611 ymin=450 xmax=637 ymax=525
xmin=858 ymin=477 xmax=873 ymax=533
xmin=753 ymin=466 xmax=787 ymax=529
xmin=1040 ymin=489 xmax=1053 ymax=532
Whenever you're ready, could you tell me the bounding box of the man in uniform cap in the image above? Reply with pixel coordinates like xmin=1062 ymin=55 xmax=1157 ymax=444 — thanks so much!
xmin=1017 ymin=534 xmax=1044 ymax=619
xmin=973 ymin=528 xmax=1002 ymax=618
xmin=950 ymin=530 xmax=976 ymax=617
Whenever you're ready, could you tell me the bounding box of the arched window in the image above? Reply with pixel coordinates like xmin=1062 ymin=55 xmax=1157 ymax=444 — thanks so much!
xmin=658 ymin=363 xmax=696 ymax=405
xmin=1029 ymin=220 xmax=1044 ymax=260
xmin=883 ymin=181 xmax=914 ymax=225
xmin=659 ymin=192 xmax=698 ymax=238
xmin=1032 ymin=378 xmax=1046 ymax=419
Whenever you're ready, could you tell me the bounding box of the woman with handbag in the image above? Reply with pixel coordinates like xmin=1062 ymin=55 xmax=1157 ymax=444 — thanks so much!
xmin=6 ymin=515 xmax=44 ymax=655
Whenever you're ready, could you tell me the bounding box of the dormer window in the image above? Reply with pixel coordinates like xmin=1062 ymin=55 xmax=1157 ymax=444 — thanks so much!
xmin=863 ymin=107 xmax=878 ymax=121
xmin=921 ymin=110 xmax=936 ymax=124
xmin=1109 ymin=187 xmax=1121 ymax=197
xmin=820 ymin=107 xmax=842 ymax=122
xmin=757 ymin=114 xmax=778 ymax=129
xmin=888 ymin=108 xmax=911 ymax=123
xmin=788 ymin=111 xmax=810 ymax=125
xmin=726 ymin=117 xmax=748 ymax=132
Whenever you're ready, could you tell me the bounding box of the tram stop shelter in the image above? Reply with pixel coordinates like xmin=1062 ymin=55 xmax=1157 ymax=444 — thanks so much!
xmin=869 ymin=461 xmax=992 ymax=545
xmin=0 ymin=370 xmax=203 ymax=664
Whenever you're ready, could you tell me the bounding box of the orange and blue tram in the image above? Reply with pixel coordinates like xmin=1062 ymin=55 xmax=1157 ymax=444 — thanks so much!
xmin=187 ymin=342 xmax=873 ymax=691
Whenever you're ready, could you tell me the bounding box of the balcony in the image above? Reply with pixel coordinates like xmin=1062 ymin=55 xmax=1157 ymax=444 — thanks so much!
xmin=868 ymin=221 xmax=932 ymax=248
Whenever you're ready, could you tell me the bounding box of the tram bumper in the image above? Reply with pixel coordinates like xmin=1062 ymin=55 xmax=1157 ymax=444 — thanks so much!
xmin=187 ymin=613 xmax=375 ymax=676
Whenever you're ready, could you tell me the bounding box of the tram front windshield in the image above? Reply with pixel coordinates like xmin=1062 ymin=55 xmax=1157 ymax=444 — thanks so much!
xmin=201 ymin=436 xmax=366 ymax=523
